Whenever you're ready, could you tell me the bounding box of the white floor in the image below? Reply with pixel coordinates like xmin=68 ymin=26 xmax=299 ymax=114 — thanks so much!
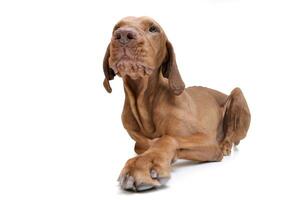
xmin=1 ymin=97 xmax=298 ymax=200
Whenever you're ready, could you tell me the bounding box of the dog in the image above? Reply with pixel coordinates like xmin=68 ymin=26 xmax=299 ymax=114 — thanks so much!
xmin=103 ymin=16 xmax=251 ymax=191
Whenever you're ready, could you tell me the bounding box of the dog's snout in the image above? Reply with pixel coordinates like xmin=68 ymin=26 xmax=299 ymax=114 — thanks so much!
xmin=114 ymin=28 xmax=137 ymax=45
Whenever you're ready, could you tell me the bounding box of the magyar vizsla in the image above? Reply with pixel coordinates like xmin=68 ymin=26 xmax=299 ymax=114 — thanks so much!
xmin=103 ymin=16 xmax=251 ymax=191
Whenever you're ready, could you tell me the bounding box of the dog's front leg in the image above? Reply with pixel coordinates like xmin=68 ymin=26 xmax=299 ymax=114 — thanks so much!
xmin=118 ymin=135 xmax=178 ymax=191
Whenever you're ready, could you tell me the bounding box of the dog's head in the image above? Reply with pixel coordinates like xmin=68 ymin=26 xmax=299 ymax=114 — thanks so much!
xmin=103 ymin=16 xmax=185 ymax=95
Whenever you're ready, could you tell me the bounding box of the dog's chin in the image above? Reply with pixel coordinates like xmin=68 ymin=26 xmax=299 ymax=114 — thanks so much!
xmin=110 ymin=60 xmax=154 ymax=79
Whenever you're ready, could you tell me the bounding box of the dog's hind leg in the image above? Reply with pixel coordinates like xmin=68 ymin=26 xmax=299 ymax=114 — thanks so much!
xmin=221 ymin=87 xmax=251 ymax=155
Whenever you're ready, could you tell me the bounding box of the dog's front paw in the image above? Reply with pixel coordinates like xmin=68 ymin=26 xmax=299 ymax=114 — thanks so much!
xmin=118 ymin=153 xmax=171 ymax=192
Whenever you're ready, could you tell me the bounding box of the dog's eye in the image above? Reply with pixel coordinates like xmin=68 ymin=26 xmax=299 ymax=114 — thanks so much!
xmin=149 ymin=25 xmax=159 ymax=33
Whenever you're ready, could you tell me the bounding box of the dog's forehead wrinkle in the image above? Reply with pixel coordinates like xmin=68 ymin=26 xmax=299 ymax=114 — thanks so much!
xmin=117 ymin=16 xmax=162 ymax=31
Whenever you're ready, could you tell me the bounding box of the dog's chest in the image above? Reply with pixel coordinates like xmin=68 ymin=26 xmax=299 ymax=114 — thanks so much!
xmin=121 ymin=104 xmax=162 ymax=139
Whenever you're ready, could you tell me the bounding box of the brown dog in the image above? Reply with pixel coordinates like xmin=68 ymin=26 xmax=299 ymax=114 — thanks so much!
xmin=103 ymin=16 xmax=251 ymax=191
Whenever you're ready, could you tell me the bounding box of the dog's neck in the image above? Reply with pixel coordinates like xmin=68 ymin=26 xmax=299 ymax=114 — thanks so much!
xmin=122 ymin=68 xmax=167 ymax=137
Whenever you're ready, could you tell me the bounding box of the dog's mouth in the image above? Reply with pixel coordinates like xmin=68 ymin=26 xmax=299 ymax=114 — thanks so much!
xmin=111 ymin=60 xmax=154 ymax=79
xmin=110 ymin=48 xmax=154 ymax=79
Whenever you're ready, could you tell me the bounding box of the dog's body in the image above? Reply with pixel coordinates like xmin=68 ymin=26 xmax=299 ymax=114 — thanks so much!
xmin=103 ymin=16 xmax=251 ymax=191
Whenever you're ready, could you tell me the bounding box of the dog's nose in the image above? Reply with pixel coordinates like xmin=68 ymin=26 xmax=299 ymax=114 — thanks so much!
xmin=114 ymin=28 xmax=137 ymax=45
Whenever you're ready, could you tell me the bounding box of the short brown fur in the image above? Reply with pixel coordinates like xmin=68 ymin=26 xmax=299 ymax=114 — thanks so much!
xmin=103 ymin=16 xmax=251 ymax=191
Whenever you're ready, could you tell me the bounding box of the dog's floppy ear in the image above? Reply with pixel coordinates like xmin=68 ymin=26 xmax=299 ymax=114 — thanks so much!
xmin=103 ymin=43 xmax=115 ymax=93
xmin=161 ymin=40 xmax=185 ymax=95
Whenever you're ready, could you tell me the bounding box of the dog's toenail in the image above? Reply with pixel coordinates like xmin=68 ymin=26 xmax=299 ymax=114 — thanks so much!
xmin=124 ymin=176 xmax=134 ymax=189
xmin=136 ymin=183 xmax=154 ymax=191
xmin=150 ymin=169 xmax=158 ymax=179
xmin=158 ymin=177 xmax=170 ymax=185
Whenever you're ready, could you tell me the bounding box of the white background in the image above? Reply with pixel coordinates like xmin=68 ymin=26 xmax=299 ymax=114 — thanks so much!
xmin=0 ymin=0 xmax=299 ymax=199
